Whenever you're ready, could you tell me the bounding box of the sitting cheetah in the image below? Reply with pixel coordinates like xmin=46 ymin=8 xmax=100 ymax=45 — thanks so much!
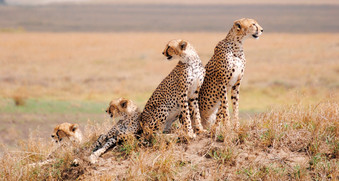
xmin=89 ymin=98 xmax=141 ymax=163
xmin=89 ymin=40 xmax=205 ymax=163
xmin=141 ymin=39 xmax=206 ymax=139
xmin=198 ymin=18 xmax=263 ymax=131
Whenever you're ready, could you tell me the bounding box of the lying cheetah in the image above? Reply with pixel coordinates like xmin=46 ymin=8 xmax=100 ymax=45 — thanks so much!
xmin=141 ymin=39 xmax=205 ymax=139
xmin=89 ymin=98 xmax=141 ymax=163
xmin=29 ymin=123 xmax=83 ymax=167
xmin=199 ymin=18 xmax=263 ymax=130
xmin=51 ymin=122 xmax=83 ymax=143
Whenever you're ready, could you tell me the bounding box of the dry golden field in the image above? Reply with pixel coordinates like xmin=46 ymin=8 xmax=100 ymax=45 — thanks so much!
xmin=0 ymin=32 xmax=338 ymax=145
xmin=0 ymin=32 xmax=338 ymax=180
xmin=1 ymin=32 xmax=338 ymax=100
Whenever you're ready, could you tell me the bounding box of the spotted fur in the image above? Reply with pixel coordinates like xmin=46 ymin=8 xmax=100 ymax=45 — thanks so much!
xmin=199 ymin=18 xmax=263 ymax=131
xmin=141 ymin=39 xmax=206 ymax=139
xmin=89 ymin=98 xmax=141 ymax=164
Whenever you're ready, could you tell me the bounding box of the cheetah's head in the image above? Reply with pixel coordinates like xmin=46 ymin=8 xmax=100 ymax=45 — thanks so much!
xmin=106 ymin=97 xmax=139 ymax=119
xmin=233 ymin=18 xmax=263 ymax=39
xmin=162 ymin=39 xmax=191 ymax=61
xmin=51 ymin=122 xmax=83 ymax=143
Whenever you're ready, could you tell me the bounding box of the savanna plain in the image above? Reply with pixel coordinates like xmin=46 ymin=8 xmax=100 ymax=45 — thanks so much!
xmin=0 ymin=31 xmax=338 ymax=180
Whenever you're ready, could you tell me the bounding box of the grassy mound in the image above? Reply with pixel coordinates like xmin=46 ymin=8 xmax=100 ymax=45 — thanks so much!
xmin=1 ymin=101 xmax=338 ymax=180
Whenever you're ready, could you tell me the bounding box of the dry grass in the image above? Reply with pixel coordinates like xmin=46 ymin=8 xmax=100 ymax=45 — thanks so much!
xmin=0 ymin=100 xmax=338 ymax=180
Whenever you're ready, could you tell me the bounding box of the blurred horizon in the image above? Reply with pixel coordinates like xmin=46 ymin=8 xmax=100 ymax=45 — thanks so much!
xmin=0 ymin=3 xmax=338 ymax=33
xmin=2 ymin=0 xmax=339 ymax=6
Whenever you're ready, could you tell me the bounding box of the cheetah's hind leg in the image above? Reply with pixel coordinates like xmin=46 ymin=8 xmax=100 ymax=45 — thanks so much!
xmin=189 ymin=98 xmax=206 ymax=134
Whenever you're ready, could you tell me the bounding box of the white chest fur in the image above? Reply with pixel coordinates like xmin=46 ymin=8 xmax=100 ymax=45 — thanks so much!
xmin=228 ymin=58 xmax=244 ymax=88
xmin=187 ymin=64 xmax=203 ymax=98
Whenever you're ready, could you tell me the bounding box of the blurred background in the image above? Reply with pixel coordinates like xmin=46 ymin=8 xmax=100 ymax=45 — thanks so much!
xmin=0 ymin=0 xmax=338 ymax=150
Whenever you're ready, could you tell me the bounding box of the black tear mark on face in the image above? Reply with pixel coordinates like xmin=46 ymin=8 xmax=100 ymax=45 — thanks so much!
xmin=107 ymin=105 xmax=114 ymax=117
xmin=251 ymin=23 xmax=260 ymax=38
xmin=253 ymin=23 xmax=258 ymax=32
xmin=165 ymin=46 xmax=173 ymax=60
xmin=54 ymin=130 xmax=61 ymax=142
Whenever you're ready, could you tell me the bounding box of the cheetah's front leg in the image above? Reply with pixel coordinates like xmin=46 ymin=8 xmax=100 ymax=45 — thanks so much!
xmin=179 ymin=93 xmax=196 ymax=139
xmin=189 ymin=97 xmax=205 ymax=134
xmin=189 ymin=74 xmax=206 ymax=134
xmin=90 ymin=126 xmax=119 ymax=164
xmin=92 ymin=134 xmax=107 ymax=152
xmin=213 ymin=86 xmax=230 ymax=134
xmin=89 ymin=136 xmax=118 ymax=164
xmin=231 ymin=81 xmax=241 ymax=129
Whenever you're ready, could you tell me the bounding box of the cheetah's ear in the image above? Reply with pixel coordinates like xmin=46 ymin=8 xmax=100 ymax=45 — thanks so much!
xmin=179 ymin=40 xmax=187 ymax=51
xmin=235 ymin=22 xmax=241 ymax=31
xmin=70 ymin=124 xmax=78 ymax=132
xmin=120 ymin=99 xmax=128 ymax=109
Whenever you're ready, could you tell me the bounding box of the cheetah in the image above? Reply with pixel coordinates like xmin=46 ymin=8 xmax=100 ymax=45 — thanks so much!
xmin=51 ymin=122 xmax=83 ymax=144
xmin=29 ymin=123 xmax=83 ymax=167
xmin=89 ymin=97 xmax=141 ymax=164
xmin=198 ymin=18 xmax=263 ymax=131
xmin=141 ymin=39 xmax=206 ymax=139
